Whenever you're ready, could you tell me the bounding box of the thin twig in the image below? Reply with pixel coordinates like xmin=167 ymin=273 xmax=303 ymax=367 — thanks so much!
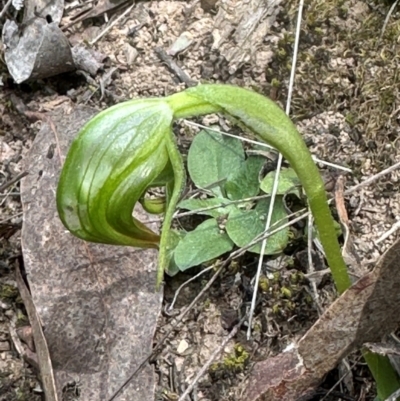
xmin=378 ymin=0 xmax=400 ymax=45
xmin=0 ymin=192 xmax=20 ymax=197
xmin=247 ymin=0 xmax=304 ymax=339
xmin=0 ymin=211 xmax=23 ymax=224
xmin=320 ymin=356 xmax=361 ymax=401
xmin=0 ymin=188 xmax=12 ymax=208
xmin=375 ymin=220 xmax=400 ymax=244
xmin=384 ymin=388 xmax=400 ymax=401
xmin=168 ymin=266 xmax=214 ymax=311
xmin=307 ymin=214 xmax=322 ymax=314
xmin=89 ymin=4 xmax=134 ymax=45
xmin=155 ymin=47 xmax=197 ymax=87
xmin=229 ymin=211 xmax=308 ymax=261
xmin=183 ymin=120 xmax=352 ymax=173
xmin=0 ymin=172 xmax=29 ymax=192
xmin=175 ymin=194 xmax=270 ymax=217
xmin=344 ymin=160 xmax=400 ymax=196
xmin=177 ymin=315 xmax=247 ymax=401
xmin=142 ymin=193 xmax=272 ymax=224
xmin=24 ymin=111 xmax=63 ymax=165
xmin=0 ymin=0 xmax=12 ymax=19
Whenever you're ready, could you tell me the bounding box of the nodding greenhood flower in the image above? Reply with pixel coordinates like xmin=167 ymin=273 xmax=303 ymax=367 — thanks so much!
xmin=57 ymin=84 xmax=349 ymax=293
xmin=56 ymin=99 xmax=184 ymax=256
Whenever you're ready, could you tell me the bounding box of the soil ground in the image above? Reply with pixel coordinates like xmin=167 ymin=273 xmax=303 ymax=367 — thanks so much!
xmin=1 ymin=0 xmax=400 ymax=400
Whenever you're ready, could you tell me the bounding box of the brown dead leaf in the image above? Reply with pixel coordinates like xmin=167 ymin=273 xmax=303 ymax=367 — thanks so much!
xmin=244 ymin=237 xmax=400 ymax=401
xmin=335 ymin=175 xmax=363 ymax=278
xmin=16 ymin=263 xmax=58 ymax=401
xmin=20 ymin=103 xmax=162 ymax=401
xmin=3 ymin=18 xmax=75 ymax=83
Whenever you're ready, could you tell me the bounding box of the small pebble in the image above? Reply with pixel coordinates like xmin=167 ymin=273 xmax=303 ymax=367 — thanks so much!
xmin=177 ymin=339 xmax=189 ymax=354
xmin=0 ymin=341 xmax=10 ymax=352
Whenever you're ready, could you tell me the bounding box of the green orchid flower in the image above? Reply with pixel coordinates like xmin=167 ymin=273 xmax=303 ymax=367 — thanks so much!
xmin=57 ymin=84 xmax=349 ymax=292
xmin=56 ymin=99 xmax=185 ymax=269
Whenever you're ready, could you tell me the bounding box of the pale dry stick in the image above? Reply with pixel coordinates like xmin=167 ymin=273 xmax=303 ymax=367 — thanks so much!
xmin=375 ymin=220 xmax=400 ymax=244
xmin=184 ymin=120 xmax=352 ymax=173
xmin=155 ymin=47 xmax=196 ymax=87
xmin=143 ymin=193 xmax=272 ymax=224
xmin=175 ymin=194 xmax=270 ymax=218
xmin=177 ymin=315 xmax=247 ymax=401
xmin=269 ymin=161 xmax=400 ymax=248
xmin=270 ymin=161 xmax=400 ymax=250
xmin=348 ymin=161 xmax=400 ymax=242
xmin=318 ymin=161 xmax=400 ymax=211
xmin=378 ymin=0 xmax=400 ymax=45
xmin=0 ymin=192 xmax=20 ymax=197
xmin=168 ymin=265 xmax=214 ymax=311
xmin=320 ymin=356 xmax=362 ymax=401
xmin=344 ymin=160 xmax=400 ymax=196
xmin=24 ymin=111 xmax=63 ymax=164
xmin=0 ymin=211 xmax=23 ymax=224
xmin=89 ymin=3 xmax=134 ymax=45
xmin=385 ymin=389 xmax=400 ymax=401
xmin=0 ymin=0 xmax=12 ymax=19
xmin=307 ymin=214 xmax=323 ymax=314
xmin=0 ymin=171 xmax=29 ymax=192
xmin=261 ymin=161 xmax=400 ymax=253
xmin=8 ymin=320 xmax=26 ymax=359
xmin=312 ymin=236 xmax=325 ymax=258
xmin=315 ymin=159 xmax=351 ymax=172
xmin=0 ymin=188 xmax=13 ymax=208
xmin=247 ymin=0 xmax=305 ymax=340
xmin=184 ymin=177 xmax=227 ymax=197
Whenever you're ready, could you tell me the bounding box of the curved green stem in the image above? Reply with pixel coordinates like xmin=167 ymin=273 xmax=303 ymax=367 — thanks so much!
xmin=157 ymin=129 xmax=186 ymax=285
xmin=167 ymin=85 xmax=351 ymax=293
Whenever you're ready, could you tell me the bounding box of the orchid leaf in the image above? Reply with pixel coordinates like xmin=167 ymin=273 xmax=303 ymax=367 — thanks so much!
xmin=187 ymin=128 xmax=245 ymax=198
xmin=225 ymin=197 xmax=288 ymax=254
xmin=225 ymin=155 xmax=265 ymax=200
xmin=174 ymin=218 xmax=234 ymax=271
xmin=178 ymin=197 xmax=237 ymax=218
xmin=260 ymin=167 xmax=301 ymax=196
